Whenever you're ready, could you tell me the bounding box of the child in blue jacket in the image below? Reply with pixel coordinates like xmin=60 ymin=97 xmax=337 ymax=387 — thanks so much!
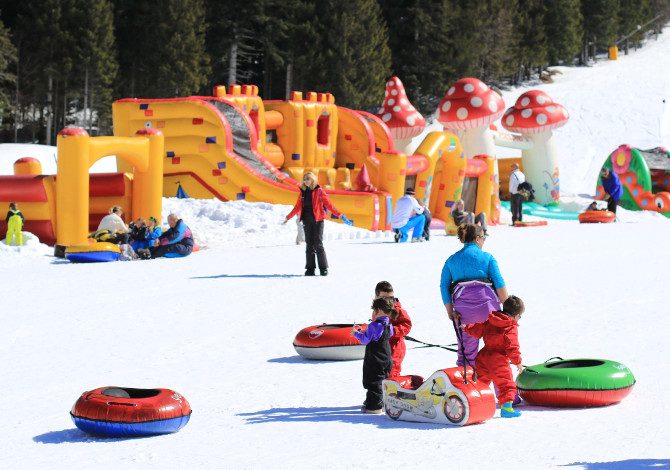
xmin=352 ymin=296 xmax=397 ymax=414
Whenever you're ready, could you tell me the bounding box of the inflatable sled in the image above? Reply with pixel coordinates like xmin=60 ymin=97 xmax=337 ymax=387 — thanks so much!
xmin=516 ymin=357 xmax=635 ymax=407
xmin=71 ymin=386 xmax=192 ymax=437
xmin=293 ymin=324 xmax=366 ymax=360
xmin=383 ymin=367 xmax=496 ymax=426
xmin=578 ymin=211 xmax=615 ymax=224
xmin=513 ymin=220 xmax=548 ymax=227
xmin=65 ymin=242 xmax=121 ymax=263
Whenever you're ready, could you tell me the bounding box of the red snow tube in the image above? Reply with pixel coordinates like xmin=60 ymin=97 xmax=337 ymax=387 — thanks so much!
xmin=513 ymin=220 xmax=548 ymax=227
xmin=578 ymin=211 xmax=615 ymax=224
xmin=293 ymin=324 xmax=367 ymax=360
xmin=71 ymin=386 xmax=192 ymax=437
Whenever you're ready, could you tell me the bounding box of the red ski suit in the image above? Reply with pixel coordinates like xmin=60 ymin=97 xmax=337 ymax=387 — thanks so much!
xmin=390 ymin=299 xmax=412 ymax=377
xmin=464 ymin=311 xmax=522 ymax=404
xmin=285 ymin=187 xmax=341 ymax=222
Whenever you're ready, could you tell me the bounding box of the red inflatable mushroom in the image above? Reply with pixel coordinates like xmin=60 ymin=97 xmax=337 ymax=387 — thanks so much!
xmin=437 ymin=78 xmax=505 ymax=158
xmin=437 ymin=78 xmax=505 ymax=132
xmin=501 ymin=90 xmax=569 ymax=134
xmin=501 ymin=90 xmax=570 ymax=205
xmin=377 ymin=76 xmax=426 ymax=152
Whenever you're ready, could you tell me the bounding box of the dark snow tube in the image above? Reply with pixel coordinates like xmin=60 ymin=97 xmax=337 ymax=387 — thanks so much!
xmin=516 ymin=358 xmax=635 ymax=407
xmin=71 ymin=387 xmax=192 ymax=437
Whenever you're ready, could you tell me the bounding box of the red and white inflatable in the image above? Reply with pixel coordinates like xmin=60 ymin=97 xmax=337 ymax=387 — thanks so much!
xmin=383 ymin=367 xmax=496 ymax=426
xmin=293 ymin=324 xmax=366 ymax=360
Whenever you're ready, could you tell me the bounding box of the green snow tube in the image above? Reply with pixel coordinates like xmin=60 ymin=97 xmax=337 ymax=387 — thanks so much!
xmin=516 ymin=357 xmax=635 ymax=407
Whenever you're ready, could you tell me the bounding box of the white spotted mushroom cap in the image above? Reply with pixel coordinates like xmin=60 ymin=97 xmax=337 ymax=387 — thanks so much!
xmin=501 ymin=90 xmax=569 ymax=134
xmin=376 ymin=76 xmax=426 ymax=140
xmin=437 ymin=78 xmax=505 ymax=131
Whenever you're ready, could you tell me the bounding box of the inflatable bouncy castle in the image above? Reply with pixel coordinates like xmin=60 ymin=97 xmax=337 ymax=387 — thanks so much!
xmin=597 ymin=145 xmax=670 ymax=217
xmin=0 ymin=128 xmax=164 ymax=254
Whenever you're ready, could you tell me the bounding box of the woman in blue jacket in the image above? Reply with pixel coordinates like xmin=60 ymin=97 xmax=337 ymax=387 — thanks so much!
xmin=440 ymin=223 xmax=509 ymax=368
xmin=600 ymin=168 xmax=623 ymax=214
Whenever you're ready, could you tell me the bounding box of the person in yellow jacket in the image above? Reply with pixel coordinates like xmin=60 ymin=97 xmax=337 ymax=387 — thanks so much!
xmin=5 ymin=202 xmax=25 ymax=246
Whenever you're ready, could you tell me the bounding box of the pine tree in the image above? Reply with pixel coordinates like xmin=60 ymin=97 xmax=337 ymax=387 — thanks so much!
xmin=545 ymin=0 xmax=583 ymax=65
xmin=582 ymin=0 xmax=620 ymax=57
xmin=380 ymin=0 xmax=457 ymax=114
xmin=313 ymin=0 xmax=392 ymax=109
xmin=14 ymin=0 xmax=69 ymax=144
xmin=0 ymin=17 xmax=17 ymax=116
xmin=155 ymin=0 xmax=210 ymax=96
xmin=68 ymin=0 xmax=117 ymax=134
xmin=514 ymin=0 xmax=548 ymax=80
xmin=115 ymin=0 xmax=210 ymax=99
xmin=478 ymin=0 xmax=519 ymax=83
xmin=617 ymin=0 xmax=652 ymax=51
xmin=206 ymin=0 xmax=263 ymax=87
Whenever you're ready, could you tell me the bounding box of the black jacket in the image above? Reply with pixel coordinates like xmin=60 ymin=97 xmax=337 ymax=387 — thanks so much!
xmin=362 ymin=319 xmax=392 ymax=387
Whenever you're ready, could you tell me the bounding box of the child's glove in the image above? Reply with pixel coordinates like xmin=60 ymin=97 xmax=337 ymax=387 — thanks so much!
xmin=341 ymin=214 xmax=353 ymax=225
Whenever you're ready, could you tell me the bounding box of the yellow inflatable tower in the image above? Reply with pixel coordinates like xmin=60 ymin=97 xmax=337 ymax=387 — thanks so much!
xmin=55 ymin=128 xmax=164 ymax=250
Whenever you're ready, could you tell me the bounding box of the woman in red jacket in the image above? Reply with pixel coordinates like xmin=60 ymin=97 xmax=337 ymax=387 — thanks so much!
xmin=464 ymin=295 xmax=525 ymax=418
xmin=374 ymin=281 xmax=412 ymax=377
xmin=284 ymin=172 xmax=349 ymax=276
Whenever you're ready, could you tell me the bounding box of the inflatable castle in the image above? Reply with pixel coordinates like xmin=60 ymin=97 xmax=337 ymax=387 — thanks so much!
xmin=1 ymin=75 xmax=573 ymax=248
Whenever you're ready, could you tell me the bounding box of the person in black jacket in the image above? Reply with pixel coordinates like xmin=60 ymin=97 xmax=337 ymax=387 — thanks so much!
xmin=352 ymin=296 xmax=398 ymax=414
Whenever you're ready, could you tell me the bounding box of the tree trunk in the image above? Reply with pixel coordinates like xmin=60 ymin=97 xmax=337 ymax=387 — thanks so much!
xmin=228 ymin=40 xmax=238 ymax=85
xmin=46 ymin=74 xmax=53 ymax=145
xmin=285 ymin=60 xmax=293 ymax=99
xmin=83 ymin=67 xmax=89 ymax=130
xmin=14 ymin=44 xmax=20 ymax=142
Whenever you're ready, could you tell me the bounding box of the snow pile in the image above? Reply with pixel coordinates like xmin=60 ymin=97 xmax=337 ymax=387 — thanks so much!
xmin=0 ymin=231 xmax=52 ymax=263
xmin=161 ymin=197 xmax=390 ymax=249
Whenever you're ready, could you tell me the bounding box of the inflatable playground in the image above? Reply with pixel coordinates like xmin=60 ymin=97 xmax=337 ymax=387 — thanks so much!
xmin=1 ymin=76 xmax=578 ymax=251
xmin=596 ymin=144 xmax=670 ymax=217
xmin=5 ymin=75 xmax=669 ymax=253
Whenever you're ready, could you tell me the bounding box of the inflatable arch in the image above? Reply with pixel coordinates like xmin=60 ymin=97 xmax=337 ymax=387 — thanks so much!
xmin=55 ymin=128 xmax=164 ymax=250
xmin=597 ymin=145 xmax=670 ymax=217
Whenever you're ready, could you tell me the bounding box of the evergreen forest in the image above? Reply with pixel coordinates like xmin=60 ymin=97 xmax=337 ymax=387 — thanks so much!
xmin=0 ymin=0 xmax=668 ymax=144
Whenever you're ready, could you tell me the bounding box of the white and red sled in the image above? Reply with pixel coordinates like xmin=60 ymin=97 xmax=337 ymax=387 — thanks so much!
xmin=383 ymin=367 xmax=496 ymax=426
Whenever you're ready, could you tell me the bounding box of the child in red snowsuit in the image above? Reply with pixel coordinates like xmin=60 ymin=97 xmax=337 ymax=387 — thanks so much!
xmin=375 ymin=281 xmax=412 ymax=377
xmin=464 ymin=295 xmax=525 ymax=418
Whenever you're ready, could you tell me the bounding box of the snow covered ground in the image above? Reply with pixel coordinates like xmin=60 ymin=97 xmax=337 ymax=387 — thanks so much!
xmin=2 ymin=27 xmax=670 ymax=470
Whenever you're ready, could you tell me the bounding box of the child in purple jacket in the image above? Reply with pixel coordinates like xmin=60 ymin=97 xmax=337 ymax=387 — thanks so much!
xmin=352 ymin=296 xmax=397 ymax=414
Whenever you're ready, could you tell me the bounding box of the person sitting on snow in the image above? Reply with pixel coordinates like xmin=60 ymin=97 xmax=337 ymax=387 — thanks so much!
xmin=5 ymin=202 xmax=25 ymax=246
xmin=463 ymin=295 xmax=525 ymax=418
xmin=97 ymin=206 xmax=130 ymax=244
xmin=586 ymin=201 xmax=606 ymax=211
xmin=390 ymin=188 xmax=426 ymax=243
xmin=147 ymin=213 xmax=193 ymax=259
xmin=451 ymin=199 xmax=488 ymax=235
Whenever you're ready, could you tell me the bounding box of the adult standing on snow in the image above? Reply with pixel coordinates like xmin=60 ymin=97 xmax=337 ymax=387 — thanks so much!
xmin=600 ymin=168 xmax=623 ymax=215
xmin=439 ymin=223 xmax=509 ymax=368
xmin=284 ymin=172 xmax=351 ymax=276
xmin=509 ymin=163 xmax=525 ymax=224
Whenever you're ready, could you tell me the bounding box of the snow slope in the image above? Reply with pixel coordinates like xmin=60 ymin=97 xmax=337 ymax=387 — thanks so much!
xmin=2 ymin=26 xmax=670 ymax=470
